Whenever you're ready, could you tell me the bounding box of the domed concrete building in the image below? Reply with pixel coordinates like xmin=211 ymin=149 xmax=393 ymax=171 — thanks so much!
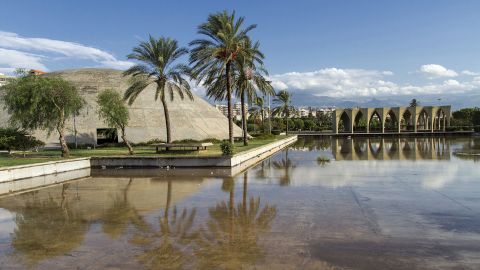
xmin=0 ymin=68 xmax=242 ymax=145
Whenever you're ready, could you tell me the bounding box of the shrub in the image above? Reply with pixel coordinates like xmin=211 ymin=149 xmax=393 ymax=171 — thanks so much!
xmin=317 ymin=155 xmax=331 ymax=165
xmin=220 ymin=141 xmax=234 ymax=156
xmin=271 ymin=130 xmax=281 ymax=135
xmin=0 ymin=128 xmax=44 ymax=153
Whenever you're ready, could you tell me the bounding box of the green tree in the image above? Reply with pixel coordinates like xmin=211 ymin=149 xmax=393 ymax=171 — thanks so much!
xmin=2 ymin=75 xmax=84 ymax=157
xmin=409 ymin=99 xmax=419 ymax=107
xmin=304 ymin=119 xmax=316 ymax=131
xmin=293 ymin=118 xmax=304 ymax=131
xmin=190 ymin=10 xmax=257 ymax=144
xmin=249 ymin=96 xmax=265 ymax=132
xmin=272 ymin=90 xmax=293 ymax=134
xmin=97 ymin=89 xmax=134 ymax=155
xmin=234 ymin=40 xmax=274 ymax=145
xmin=123 ymin=36 xmax=193 ymax=145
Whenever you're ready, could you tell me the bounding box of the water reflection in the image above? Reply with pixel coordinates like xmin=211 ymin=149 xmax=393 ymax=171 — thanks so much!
xmin=294 ymin=136 xmax=469 ymax=161
xmin=11 ymin=184 xmax=88 ymax=265
xmin=0 ymin=171 xmax=277 ymax=269
xmin=195 ymin=173 xmax=277 ymax=269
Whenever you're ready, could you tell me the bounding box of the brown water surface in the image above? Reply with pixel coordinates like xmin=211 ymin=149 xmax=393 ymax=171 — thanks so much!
xmin=0 ymin=136 xmax=479 ymax=269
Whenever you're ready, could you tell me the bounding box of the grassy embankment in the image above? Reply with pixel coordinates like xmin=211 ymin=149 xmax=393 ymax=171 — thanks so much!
xmin=0 ymin=135 xmax=289 ymax=168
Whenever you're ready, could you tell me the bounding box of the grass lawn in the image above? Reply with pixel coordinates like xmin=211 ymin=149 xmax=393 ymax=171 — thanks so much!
xmin=0 ymin=135 xmax=290 ymax=168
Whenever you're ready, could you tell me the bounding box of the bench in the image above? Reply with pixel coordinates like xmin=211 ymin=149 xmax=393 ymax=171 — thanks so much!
xmin=153 ymin=142 xmax=214 ymax=153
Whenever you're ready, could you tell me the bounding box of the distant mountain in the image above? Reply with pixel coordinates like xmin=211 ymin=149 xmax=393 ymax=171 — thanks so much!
xmin=288 ymin=92 xmax=480 ymax=110
xmin=203 ymin=91 xmax=480 ymax=110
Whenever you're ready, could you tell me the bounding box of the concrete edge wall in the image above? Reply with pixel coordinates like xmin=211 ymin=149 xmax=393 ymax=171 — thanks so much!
xmin=90 ymin=136 xmax=298 ymax=168
xmin=0 ymin=136 xmax=298 ymax=195
xmin=0 ymin=158 xmax=91 ymax=183
xmin=230 ymin=136 xmax=298 ymax=167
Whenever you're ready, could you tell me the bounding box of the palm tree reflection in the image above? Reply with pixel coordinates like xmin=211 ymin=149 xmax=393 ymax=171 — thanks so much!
xmin=273 ymin=149 xmax=296 ymax=186
xmin=132 ymin=180 xmax=197 ymax=270
xmin=194 ymin=173 xmax=277 ymax=269
xmin=11 ymin=184 xmax=88 ymax=265
xmin=101 ymin=178 xmax=147 ymax=239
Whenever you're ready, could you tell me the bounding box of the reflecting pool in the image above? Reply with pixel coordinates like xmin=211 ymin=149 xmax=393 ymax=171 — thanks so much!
xmin=0 ymin=136 xmax=479 ymax=269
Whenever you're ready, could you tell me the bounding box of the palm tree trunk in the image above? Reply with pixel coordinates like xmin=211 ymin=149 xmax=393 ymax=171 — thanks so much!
xmin=243 ymin=172 xmax=247 ymax=214
xmin=226 ymin=62 xmax=234 ymax=144
xmin=241 ymin=91 xmax=248 ymax=146
xmin=261 ymin=108 xmax=265 ymax=133
xmin=285 ymin=115 xmax=289 ymax=135
xmin=161 ymin=94 xmax=172 ymax=149
xmin=121 ymin=127 xmax=134 ymax=155
xmin=57 ymin=110 xmax=69 ymax=158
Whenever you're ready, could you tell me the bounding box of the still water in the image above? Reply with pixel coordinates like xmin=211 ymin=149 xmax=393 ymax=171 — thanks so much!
xmin=0 ymin=136 xmax=479 ymax=270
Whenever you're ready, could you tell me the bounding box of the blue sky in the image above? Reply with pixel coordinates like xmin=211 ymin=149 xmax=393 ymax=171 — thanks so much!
xmin=1 ymin=0 xmax=480 ymax=101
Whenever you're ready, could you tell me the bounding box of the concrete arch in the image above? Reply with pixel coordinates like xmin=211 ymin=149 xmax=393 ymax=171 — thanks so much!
xmin=368 ymin=110 xmax=383 ymax=133
xmin=333 ymin=106 xmax=451 ymax=134
xmin=417 ymin=108 xmax=430 ymax=131
xmin=385 ymin=109 xmax=399 ymax=132
xmin=353 ymin=110 xmax=367 ymax=132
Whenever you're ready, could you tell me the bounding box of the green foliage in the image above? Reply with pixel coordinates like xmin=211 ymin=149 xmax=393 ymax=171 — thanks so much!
xmin=0 ymin=128 xmax=44 ymax=153
xmin=2 ymin=75 xmax=84 ymax=133
xmin=317 ymin=155 xmax=331 ymax=166
xmin=304 ymin=119 xmax=316 ymax=130
xmin=451 ymin=107 xmax=480 ymax=128
xmin=409 ymin=99 xmax=419 ymax=107
xmin=271 ymin=130 xmax=281 ymax=135
xmin=293 ymin=119 xmax=304 ymax=130
xmin=124 ymin=36 xmax=193 ymax=144
xmin=220 ymin=141 xmax=234 ymax=156
xmin=97 ymin=89 xmax=130 ymax=129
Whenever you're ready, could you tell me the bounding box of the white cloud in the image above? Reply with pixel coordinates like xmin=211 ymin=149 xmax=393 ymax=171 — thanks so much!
xmin=461 ymin=70 xmax=480 ymax=76
xmin=0 ymin=31 xmax=133 ymax=74
xmin=269 ymin=67 xmax=479 ymax=98
xmin=420 ymin=64 xmax=458 ymax=78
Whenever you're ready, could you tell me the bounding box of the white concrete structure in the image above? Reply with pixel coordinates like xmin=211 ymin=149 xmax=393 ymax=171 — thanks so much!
xmin=0 ymin=69 xmax=243 ymax=145
xmin=333 ymin=106 xmax=451 ymax=134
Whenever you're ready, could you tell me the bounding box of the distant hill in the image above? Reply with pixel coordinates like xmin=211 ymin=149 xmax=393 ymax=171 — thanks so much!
xmin=204 ymin=91 xmax=480 ymax=110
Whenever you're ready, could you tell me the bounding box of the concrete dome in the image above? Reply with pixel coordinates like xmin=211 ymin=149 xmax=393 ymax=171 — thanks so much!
xmin=4 ymin=68 xmax=242 ymax=145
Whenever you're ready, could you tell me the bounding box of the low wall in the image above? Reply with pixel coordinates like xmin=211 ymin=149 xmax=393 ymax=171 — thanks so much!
xmin=0 ymin=136 xmax=298 ymax=195
xmin=0 ymin=158 xmax=91 ymax=195
xmin=91 ymin=136 xmax=298 ymax=169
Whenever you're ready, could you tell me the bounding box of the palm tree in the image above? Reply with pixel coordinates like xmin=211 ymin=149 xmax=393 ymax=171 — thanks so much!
xmin=190 ymin=10 xmax=257 ymax=144
xmin=123 ymin=36 xmax=193 ymax=145
xmin=249 ymin=96 xmax=265 ymax=132
xmin=410 ymin=98 xmax=419 ymax=107
xmin=272 ymin=90 xmax=294 ymax=134
xmin=235 ymin=40 xmax=274 ymax=145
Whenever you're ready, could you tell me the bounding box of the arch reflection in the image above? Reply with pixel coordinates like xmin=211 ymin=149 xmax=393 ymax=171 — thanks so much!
xmin=332 ymin=137 xmax=451 ymax=160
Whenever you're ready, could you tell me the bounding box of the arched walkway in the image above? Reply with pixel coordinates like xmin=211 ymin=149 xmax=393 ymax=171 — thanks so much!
xmin=433 ymin=108 xmax=446 ymax=131
xmin=369 ymin=111 xmax=382 ymax=133
xmin=353 ymin=111 xmax=366 ymax=132
xmin=401 ymin=110 xmax=413 ymax=132
xmin=384 ymin=110 xmax=399 ymax=132
xmin=338 ymin=111 xmax=351 ymax=133
xmin=417 ymin=109 xmax=430 ymax=131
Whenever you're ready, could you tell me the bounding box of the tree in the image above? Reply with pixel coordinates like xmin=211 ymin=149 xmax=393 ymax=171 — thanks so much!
xmin=272 ymin=90 xmax=293 ymax=134
xmin=410 ymin=99 xmax=419 ymax=107
xmin=2 ymin=75 xmax=84 ymax=157
xmin=304 ymin=119 xmax=316 ymax=131
xmin=293 ymin=118 xmax=304 ymax=131
xmin=190 ymin=10 xmax=257 ymax=144
xmin=123 ymin=36 xmax=193 ymax=146
xmin=97 ymin=89 xmax=134 ymax=155
xmin=249 ymin=96 xmax=265 ymax=131
xmin=234 ymin=40 xmax=274 ymax=145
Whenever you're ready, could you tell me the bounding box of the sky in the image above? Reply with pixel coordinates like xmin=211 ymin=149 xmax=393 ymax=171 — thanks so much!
xmin=1 ymin=0 xmax=480 ymax=103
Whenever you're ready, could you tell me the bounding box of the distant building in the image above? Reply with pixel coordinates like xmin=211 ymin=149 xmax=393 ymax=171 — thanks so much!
xmin=215 ymin=102 xmax=249 ymax=120
xmin=0 ymin=73 xmax=13 ymax=87
xmin=29 ymin=69 xmax=47 ymax=76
